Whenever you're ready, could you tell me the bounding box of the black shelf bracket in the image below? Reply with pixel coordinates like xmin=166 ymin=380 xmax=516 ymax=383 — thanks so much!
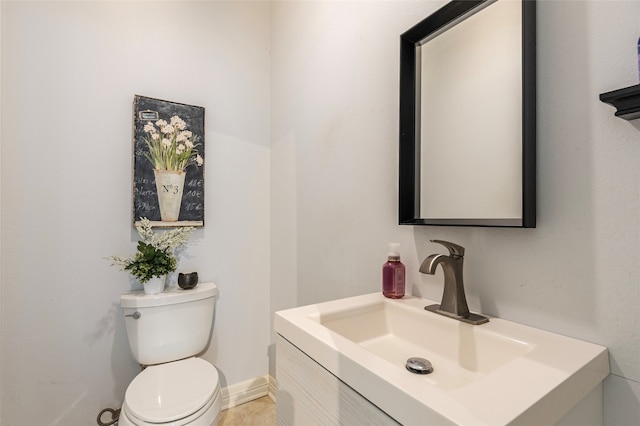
xmin=600 ymin=84 xmax=640 ymax=120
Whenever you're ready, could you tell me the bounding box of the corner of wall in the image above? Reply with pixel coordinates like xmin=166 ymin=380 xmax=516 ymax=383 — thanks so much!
xmin=0 ymin=0 xmax=5 ymax=421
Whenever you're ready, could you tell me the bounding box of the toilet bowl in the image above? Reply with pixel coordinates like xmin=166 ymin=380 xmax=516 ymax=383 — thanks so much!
xmin=120 ymin=283 xmax=221 ymax=426
xmin=118 ymin=358 xmax=222 ymax=426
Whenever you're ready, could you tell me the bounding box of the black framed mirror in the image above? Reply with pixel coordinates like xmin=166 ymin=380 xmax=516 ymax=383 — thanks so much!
xmin=399 ymin=0 xmax=536 ymax=227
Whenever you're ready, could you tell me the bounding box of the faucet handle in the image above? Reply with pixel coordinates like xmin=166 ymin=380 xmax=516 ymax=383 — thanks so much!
xmin=430 ymin=240 xmax=465 ymax=258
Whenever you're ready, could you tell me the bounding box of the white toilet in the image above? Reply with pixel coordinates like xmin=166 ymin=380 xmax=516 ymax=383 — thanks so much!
xmin=119 ymin=282 xmax=222 ymax=426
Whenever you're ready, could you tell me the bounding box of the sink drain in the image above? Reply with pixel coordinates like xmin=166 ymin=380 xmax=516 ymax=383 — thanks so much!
xmin=406 ymin=357 xmax=433 ymax=374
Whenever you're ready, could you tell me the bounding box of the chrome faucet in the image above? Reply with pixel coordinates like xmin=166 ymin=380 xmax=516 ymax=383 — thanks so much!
xmin=420 ymin=240 xmax=489 ymax=325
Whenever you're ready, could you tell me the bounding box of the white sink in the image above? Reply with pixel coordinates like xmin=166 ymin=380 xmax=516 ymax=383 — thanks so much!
xmin=275 ymin=293 xmax=609 ymax=425
xmin=319 ymin=297 xmax=532 ymax=390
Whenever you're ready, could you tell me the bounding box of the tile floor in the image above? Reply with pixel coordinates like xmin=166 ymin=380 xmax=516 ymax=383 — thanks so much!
xmin=218 ymin=396 xmax=276 ymax=425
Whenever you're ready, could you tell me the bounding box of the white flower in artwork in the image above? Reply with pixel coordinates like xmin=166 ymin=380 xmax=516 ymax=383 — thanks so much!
xmin=141 ymin=115 xmax=203 ymax=172
xmin=176 ymin=131 xmax=192 ymax=143
xmin=161 ymin=124 xmax=175 ymax=134
xmin=170 ymin=115 xmax=187 ymax=130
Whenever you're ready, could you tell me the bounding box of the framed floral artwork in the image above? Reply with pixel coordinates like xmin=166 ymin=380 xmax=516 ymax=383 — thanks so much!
xmin=133 ymin=95 xmax=205 ymax=227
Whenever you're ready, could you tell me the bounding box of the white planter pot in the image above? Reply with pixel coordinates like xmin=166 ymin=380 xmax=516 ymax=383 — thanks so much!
xmin=154 ymin=170 xmax=186 ymax=222
xmin=144 ymin=276 xmax=166 ymax=295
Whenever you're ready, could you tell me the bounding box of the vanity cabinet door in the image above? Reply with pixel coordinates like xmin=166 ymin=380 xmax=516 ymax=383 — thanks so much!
xmin=276 ymin=335 xmax=400 ymax=426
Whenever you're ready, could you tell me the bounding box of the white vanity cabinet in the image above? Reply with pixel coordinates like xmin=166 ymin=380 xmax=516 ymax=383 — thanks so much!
xmin=276 ymin=335 xmax=400 ymax=426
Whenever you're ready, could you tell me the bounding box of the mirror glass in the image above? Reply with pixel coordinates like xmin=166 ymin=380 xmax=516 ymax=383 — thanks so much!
xmin=399 ymin=0 xmax=535 ymax=227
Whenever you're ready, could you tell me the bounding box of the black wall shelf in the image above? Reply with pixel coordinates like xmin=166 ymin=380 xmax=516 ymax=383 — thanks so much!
xmin=600 ymin=84 xmax=640 ymax=120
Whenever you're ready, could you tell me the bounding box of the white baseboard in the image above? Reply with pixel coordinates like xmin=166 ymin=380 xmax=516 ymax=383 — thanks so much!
xmin=268 ymin=375 xmax=277 ymax=402
xmin=221 ymin=375 xmax=276 ymax=410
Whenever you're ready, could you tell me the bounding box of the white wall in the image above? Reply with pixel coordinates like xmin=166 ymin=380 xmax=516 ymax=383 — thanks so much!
xmin=270 ymin=1 xmax=640 ymax=424
xmin=0 ymin=0 xmax=4 ymax=421
xmin=0 ymin=2 xmax=270 ymax=425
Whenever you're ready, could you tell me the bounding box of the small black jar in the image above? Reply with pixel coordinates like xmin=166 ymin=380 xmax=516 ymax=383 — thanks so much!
xmin=178 ymin=272 xmax=199 ymax=290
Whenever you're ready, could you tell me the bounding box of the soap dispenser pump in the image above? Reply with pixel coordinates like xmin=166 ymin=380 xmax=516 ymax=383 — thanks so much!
xmin=382 ymin=243 xmax=405 ymax=299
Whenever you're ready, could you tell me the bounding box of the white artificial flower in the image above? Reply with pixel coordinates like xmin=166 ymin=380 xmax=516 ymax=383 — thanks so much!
xmin=161 ymin=124 xmax=175 ymax=134
xmin=195 ymin=154 xmax=204 ymax=166
xmin=137 ymin=218 xmax=194 ymax=252
xmin=155 ymin=119 xmax=168 ymax=127
xmin=152 ymin=133 xmax=160 ymax=140
xmin=143 ymin=123 xmax=156 ymax=133
xmin=185 ymin=140 xmax=194 ymax=149
xmin=162 ymin=138 xmax=171 ymax=148
xmin=176 ymin=144 xmax=185 ymax=154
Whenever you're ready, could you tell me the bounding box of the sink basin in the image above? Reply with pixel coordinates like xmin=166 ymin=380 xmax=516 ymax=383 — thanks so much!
xmin=319 ymin=298 xmax=532 ymax=390
xmin=275 ymin=293 xmax=609 ymax=425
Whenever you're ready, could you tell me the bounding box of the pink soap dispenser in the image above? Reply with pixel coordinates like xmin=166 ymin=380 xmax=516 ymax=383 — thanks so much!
xmin=382 ymin=243 xmax=405 ymax=299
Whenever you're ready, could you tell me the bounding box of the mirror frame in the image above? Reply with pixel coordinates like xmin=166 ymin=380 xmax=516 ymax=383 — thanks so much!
xmin=398 ymin=0 xmax=536 ymax=227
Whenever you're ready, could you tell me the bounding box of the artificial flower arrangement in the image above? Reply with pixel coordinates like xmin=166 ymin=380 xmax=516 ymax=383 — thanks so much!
xmin=109 ymin=218 xmax=194 ymax=283
xmin=142 ymin=115 xmax=204 ymax=172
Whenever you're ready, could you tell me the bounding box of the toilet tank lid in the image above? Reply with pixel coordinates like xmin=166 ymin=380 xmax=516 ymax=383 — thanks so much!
xmin=120 ymin=282 xmax=218 ymax=308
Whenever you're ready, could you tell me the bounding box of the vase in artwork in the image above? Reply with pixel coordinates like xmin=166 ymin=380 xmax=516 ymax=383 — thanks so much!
xmin=154 ymin=170 xmax=186 ymax=222
xmin=144 ymin=275 xmax=166 ymax=295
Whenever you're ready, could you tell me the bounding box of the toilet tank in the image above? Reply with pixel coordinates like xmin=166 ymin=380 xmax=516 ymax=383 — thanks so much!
xmin=120 ymin=282 xmax=219 ymax=366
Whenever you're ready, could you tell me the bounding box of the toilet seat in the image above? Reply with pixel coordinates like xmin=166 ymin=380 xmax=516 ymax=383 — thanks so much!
xmin=122 ymin=393 xmax=219 ymax=426
xmin=123 ymin=357 xmax=220 ymax=425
